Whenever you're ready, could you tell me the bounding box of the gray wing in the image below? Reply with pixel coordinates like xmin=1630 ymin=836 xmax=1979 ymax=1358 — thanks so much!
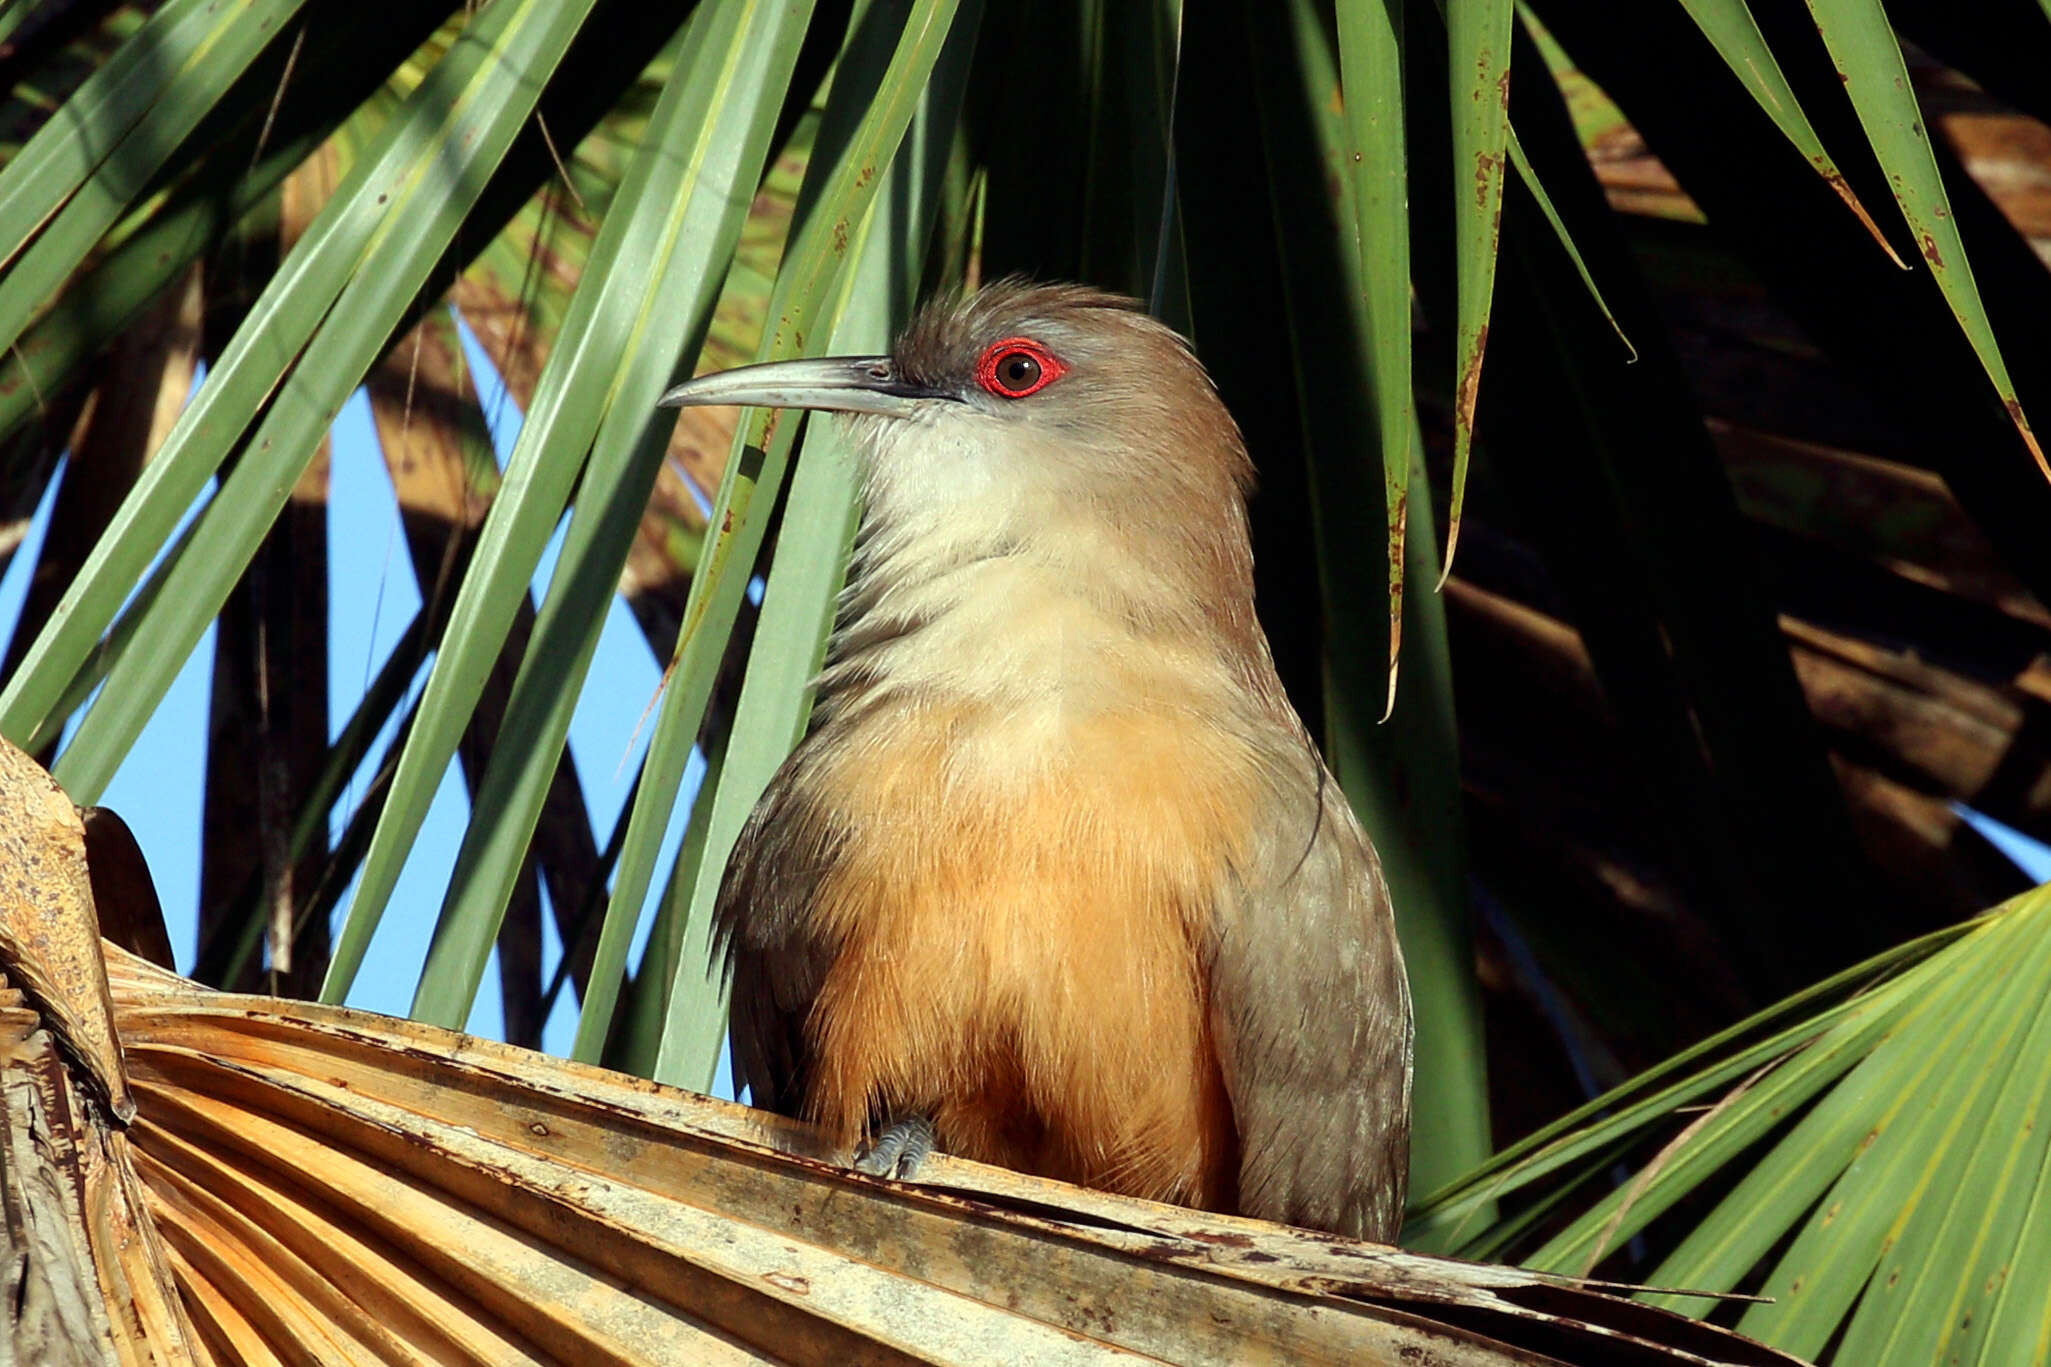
xmin=713 ymin=748 xmax=849 ymax=1118
xmin=1209 ymin=752 xmax=1414 ymax=1242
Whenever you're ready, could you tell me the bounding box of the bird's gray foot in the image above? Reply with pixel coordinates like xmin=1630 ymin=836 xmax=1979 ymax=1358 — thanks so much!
xmin=854 ymin=1114 xmax=936 ymax=1180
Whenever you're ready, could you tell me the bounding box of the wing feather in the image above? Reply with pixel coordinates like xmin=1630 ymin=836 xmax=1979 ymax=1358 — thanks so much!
xmin=1209 ymin=746 xmax=1413 ymax=1241
xmin=713 ymin=749 xmax=848 ymax=1118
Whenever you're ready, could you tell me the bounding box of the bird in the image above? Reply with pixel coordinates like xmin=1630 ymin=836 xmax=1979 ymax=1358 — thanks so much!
xmin=659 ymin=279 xmax=1413 ymax=1241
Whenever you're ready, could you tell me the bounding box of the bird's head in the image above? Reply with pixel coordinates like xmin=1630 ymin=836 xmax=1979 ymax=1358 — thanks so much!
xmin=659 ymin=280 xmax=1253 ymax=536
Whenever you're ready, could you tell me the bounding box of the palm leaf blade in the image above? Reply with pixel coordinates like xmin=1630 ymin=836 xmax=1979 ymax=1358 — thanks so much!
xmin=1672 ymin=0 xmax=1897 ymax=258
xmin=1804 ymin=0 xmax=2047 ymax=477
xmin=1332 ymin=0 xmax=1415 ymax=713
xmin=399 ymin=0 xmax=822 ymax=1028
xmin=1444 ymin=0 xmax=1513 ymax=576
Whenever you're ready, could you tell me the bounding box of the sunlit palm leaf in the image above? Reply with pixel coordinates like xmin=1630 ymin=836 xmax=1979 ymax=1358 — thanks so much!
xmin=0 ymin=743 xmax=1816 ymax=1365
xmin=387 ymin=0 xmax=827 ymax=1028
xmin=0 ymin=0 xmax=598 ymax=784
xmin=1420 ymin=881 xmax=2051 ymax=1361
xmin=1671 ymin=0 xmax=1898 ymax=259
xmin=1332 ymin=0 xmax=1415 ymax=716
xmin=543 ymin=0 xmax=976 ymax=1088
xmin=643 ymin=0 xmax=982 ymax=1092
xmin=1803 ymin=0 xmax=2047 ymax=479
xmin=0 ymin=266 xmax=201 ymax=702
xmin=1442 ymin=0 xmax=1512 ymax=578
xmin=0 ymin=942 xmax=1802 ymax=1365
xmin=0 ymin=0 xmax=309 ymax=292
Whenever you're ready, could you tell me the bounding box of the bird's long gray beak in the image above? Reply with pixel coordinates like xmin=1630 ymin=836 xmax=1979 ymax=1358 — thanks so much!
xmin=658 ymin=356 xmax=950 ymax=417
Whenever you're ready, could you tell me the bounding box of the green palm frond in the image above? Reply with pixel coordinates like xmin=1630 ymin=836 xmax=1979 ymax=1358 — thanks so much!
xmin=1416 ymin=879 xmax=2051 ymax=1362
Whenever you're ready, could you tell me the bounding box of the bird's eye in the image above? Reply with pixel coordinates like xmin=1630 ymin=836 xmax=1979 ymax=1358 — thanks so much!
xmin=974 ymin=337 xmax=1065 ymax=399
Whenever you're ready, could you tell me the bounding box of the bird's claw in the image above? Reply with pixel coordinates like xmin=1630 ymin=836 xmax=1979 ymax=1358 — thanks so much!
xmin=854 ymin=1115 xmax=936 ymax=1181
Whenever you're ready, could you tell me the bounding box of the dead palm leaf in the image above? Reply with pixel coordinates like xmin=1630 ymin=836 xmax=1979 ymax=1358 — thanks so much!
xmin=0 ymin=736 xmax=1806 ymax=1365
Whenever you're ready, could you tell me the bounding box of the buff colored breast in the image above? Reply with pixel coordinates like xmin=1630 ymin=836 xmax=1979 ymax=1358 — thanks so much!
xmin=799 ymin=668 xmax=1264 ymax=1210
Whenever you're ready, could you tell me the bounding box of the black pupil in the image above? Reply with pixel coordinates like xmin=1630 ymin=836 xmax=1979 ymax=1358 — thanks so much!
xmin=998 ymin=351 xmax=1040 ymax=392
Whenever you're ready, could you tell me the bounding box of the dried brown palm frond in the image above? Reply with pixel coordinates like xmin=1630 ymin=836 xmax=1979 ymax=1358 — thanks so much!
xmin=0 ymin=738 xmax=1805 ymax=1366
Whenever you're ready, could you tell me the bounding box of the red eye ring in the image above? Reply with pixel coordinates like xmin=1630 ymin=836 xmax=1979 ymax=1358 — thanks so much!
xmin=975 ymin=337 xmax=1066 ymax=399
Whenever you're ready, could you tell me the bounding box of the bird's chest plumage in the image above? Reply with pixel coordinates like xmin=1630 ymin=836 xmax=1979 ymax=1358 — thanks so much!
xmin=796 ymin=588 xmax=1262 ymax=1208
